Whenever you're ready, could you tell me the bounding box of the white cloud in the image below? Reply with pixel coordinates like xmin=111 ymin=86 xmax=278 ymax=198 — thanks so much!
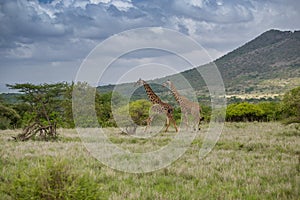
xmin=8 ymin=43 xmax=33 ymax=59
xmin=188 ymin=0 xmax=207 ymax=8
xmin=0 ymin=0 xmax=299 ymax=91
xmin=111 ymin=0 xmax=134 ymax=11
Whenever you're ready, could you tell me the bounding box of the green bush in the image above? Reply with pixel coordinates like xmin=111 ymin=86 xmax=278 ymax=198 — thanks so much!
xmin=257 ymin=102 xmax=281 ymax=121
xmin=199 ymin=105 xmax=212 ymax=122
xmin=281 ymin=86 xmax=300 ymax=124
xmin=0 ymin=103 xmax=20 ymax=129
xmin=129 ymin=99 xmax=152 ymax=125
xmin=2 ymin=158 xmax=106 ymax=200
xmin=116 ymin=99 xmax=152 ymax=127
xmin=226 ymin=102 xmax=265 ymax=122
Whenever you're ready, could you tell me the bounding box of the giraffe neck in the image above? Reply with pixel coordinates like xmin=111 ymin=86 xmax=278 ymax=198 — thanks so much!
xmin=169 ymin=83 xmax=182 ymax=103
xmin=143 ymin=82 xmax=162 ymax=104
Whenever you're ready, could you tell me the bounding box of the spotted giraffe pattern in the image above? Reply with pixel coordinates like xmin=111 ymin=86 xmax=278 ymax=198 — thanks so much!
xmin=163 ymin=80 xmax=202 ymax=131
xmin=135 ymin=78 xmax=178 ymax=132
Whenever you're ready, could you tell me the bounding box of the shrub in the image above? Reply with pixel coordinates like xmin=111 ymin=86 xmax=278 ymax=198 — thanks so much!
xmin=257 ymin=102 xmax=281 ymax=121
xmin=129 ymin=99 xmax=152 ymax=125
xmin=2 ymin=158 xmax=106 ymax=200
xmin=0 ymin=103 xmax=20 ymax=129
xmin=281 ymin=86 xmax=300 ymax=124
xmin=226 ymin=102 xmax=265 ymax=122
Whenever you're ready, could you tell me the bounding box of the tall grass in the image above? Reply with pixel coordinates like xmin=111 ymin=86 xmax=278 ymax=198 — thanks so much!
xmin=0 ymin=123 xmax=299 ymax=199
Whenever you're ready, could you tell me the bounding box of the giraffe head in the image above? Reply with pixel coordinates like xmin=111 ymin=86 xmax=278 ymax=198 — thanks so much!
xmin=134 ymin=78 xmax=145 ymax=87
xmin=162 ymin=79 xmax=172 ymax=89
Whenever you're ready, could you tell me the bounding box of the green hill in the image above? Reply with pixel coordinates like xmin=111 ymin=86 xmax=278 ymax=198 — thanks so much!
xmin=98 ymin=29 xmax=300 ymax=100
xmin=215 ymin=29 xmax=300 ymax=94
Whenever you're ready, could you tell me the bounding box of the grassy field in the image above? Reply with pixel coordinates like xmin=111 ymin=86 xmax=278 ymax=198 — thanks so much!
xmin=0 ymin=122 xmax=299 ymax=199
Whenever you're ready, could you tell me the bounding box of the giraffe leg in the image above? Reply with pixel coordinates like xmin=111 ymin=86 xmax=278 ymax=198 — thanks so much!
xmin=164 ymin=116 xmax=170 ymax=132
xmin=167 ymin=115 xmax=178 ymax=132
xmin=145 ymin=115 xmax=153 ymax=132
xmin=184 ymin=112 xmax=189 ymax=131
xmin=195 ymin=116 xmax=200 ymax=131
xmin=189 ymin=108 xmax=200 ymax=131
xmin=193 ymin=114 xmax=200 ymax=131
xmin=172 ymin=118 xmax=178 ymax=132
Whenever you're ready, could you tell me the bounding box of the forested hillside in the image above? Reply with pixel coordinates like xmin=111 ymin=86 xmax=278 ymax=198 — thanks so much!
xmin=213 ymin=29 xmax=300 ymax=94
xmin=98 ymin=29 xmax=300 ymax=99
xmin=168 ymin=29 xmax=300 ymax=95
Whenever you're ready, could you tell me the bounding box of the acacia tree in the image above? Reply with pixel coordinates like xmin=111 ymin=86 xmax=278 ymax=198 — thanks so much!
xmin=7 ymin=83 xmax=68 ymax=141
xmin=60 ymin=82 xmax=75 ymax=128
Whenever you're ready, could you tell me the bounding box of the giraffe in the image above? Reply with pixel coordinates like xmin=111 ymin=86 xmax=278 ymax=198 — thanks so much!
xmin=135 ymin=78 xmax=178 ymax=132
xmin=163 ymin=80 xmax=202 ymax=131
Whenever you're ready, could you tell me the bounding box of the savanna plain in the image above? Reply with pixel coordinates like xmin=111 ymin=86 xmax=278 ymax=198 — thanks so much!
xmin=0 ymin=122 xmax=299 ymax=199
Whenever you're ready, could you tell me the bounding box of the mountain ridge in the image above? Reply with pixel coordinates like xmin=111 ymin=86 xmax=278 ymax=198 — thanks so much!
xmin=214 ymin=29 xmax=300 ymax=94
xmin=98 ymin=29 xmax=300 ymax=100
xmin=162 ymin=29 xmax=299 ymax=95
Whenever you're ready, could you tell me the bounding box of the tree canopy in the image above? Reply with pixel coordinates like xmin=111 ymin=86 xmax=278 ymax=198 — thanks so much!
xmin=6 ymin=83 xmax=68 ymax=140
xmin=1 ymin=82 xmax=299 ymax=139
xmin=0 ymin=103 xmax=20 ymax=129
xmin=226 ymin=102 xmax=265 ymax=122
xmin=281 ymin=86 xmax=300 ymax=124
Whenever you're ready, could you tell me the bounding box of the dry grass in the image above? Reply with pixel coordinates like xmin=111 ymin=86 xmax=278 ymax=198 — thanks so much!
xmin=0 ymin=122 xmax=299 ymax=199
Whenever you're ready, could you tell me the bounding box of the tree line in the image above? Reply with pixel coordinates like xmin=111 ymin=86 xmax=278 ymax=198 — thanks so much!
xmin=0 ymin=82 xmax=299 ymax=138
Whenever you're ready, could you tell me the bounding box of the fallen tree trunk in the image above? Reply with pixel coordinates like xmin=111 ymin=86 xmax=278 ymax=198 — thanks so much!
xmin=13 ymin=122 xmax=57 ymax=141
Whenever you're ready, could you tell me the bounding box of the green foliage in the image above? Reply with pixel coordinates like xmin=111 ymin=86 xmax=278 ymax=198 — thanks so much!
xmin=72 ymin=82 xmax=100 ymax=128
xmin=6 ymin=83 xmax=69 ymax=140
xmin=173 ymin=107 xmax=182 ymax=123
xmin=3 ymin=81 xmax=297 ymax=130
xmin=60 ymin=82 xmax=75 ymax=128
xmin=200 ymin=105 xmax=212 ymax=122
xmin=226 ymin=102 xmax=265 ymax=122
xmin=116 ymin=99 xmax=151 ymax=127
xmin=11 ymin=103 xmax=31 ymax=125
xmin=6 ymin=83 xmax=68 ymax=127
xmin=2 ymin=82 xmax=129 ymax=129
xmin=257 ymin=101 xmax=281 ymax=121
xmin=222 ymin=101 xmax=282 ymax=122
xmin=72 ymin=82 xmax=125 ymax=128
xmin=0 ymin=103 xmax=20 ymax=129
xmin=2 ymin=158 xmax=106 ymax=200
xmin=96 ymin=91 xmax=123 ymax=127
xmin=281 ymin=86 xmax=300 ymax=124
xmin=129 ymin=99 xmax=152 ymax=125
xmin=0 ymin=93 xmax=23 ymax=104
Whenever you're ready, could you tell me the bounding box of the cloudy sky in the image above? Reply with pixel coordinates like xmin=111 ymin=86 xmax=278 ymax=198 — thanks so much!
xmin=0 ymin=0 xmax=299 ymax=92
